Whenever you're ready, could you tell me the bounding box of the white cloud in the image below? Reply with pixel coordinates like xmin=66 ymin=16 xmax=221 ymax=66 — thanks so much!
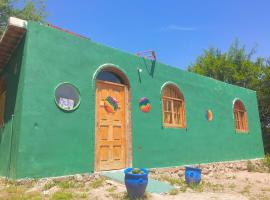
xmin=162 ymin=25 xmax=197 ymax=32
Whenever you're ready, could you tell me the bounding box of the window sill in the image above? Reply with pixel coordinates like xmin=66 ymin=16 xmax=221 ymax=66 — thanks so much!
xmin=163 ymin=125 xmax=187 ymax=130
xmin=235 ymin=130 xmax=249 ymax=134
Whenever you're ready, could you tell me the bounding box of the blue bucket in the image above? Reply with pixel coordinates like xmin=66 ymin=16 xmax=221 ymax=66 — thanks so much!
xmin=124 ymin=168 xmax=149 ymax=199
xmin=185 ymin=166 xmax=202 ymax=185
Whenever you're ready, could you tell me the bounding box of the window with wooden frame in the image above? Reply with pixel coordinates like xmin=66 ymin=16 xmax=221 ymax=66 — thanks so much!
xmin=233 ymin=100 xmax=248 ymax=133
xmin=162 ymin=84 xmax=186 ymax=128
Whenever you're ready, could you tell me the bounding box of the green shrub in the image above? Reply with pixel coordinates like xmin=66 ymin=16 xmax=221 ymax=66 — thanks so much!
xmin=263 ymin=154 xmax=270 ymax=172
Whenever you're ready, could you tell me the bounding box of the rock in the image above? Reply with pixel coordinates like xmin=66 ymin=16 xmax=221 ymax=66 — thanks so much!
xmin=178 ymin=170 xmax=184 ymax=177
xmin=105 ymin=180 xmax=115 ymax=185
xmin=74 ymin=174 xmax=83 ymax=182
xmin=43 ymin=186 xmax=60 ymax=196
xmin=36 ymin=178 xmax=54 ymax=190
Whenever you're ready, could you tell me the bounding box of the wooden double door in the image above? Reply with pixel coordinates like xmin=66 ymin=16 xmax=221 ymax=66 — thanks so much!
xmin=95 ymin=80 xmax=127 ymax=171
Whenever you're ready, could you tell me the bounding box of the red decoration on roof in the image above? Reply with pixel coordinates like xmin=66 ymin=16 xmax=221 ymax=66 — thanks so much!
xmin=47 ymin=24 xmax=89 ymax=40
xmin=136 ymin=50 xmax=156 ymax=61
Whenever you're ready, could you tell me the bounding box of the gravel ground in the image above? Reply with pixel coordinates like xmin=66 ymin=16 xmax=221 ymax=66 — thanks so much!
xmin=0 ymin=159 xmax=269 ymax=200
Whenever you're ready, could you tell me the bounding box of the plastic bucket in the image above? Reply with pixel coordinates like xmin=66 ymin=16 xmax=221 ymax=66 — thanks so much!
xmin=124 ymin=168 xmax=149 ymax=199
xmin=185 ymin=166 xmax=201 ymax=184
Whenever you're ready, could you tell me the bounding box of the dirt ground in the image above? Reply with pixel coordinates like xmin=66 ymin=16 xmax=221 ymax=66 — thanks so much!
xmin=0 ymin=160 xmax=270 ymax=200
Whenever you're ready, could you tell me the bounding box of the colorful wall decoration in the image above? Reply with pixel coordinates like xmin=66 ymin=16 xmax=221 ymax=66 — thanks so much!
xmin=104 ymin=96 xmax=118 ymax=113
xmin=139 ymin=97 xmax=151 ymax=113
xmin=207 ymin=109 xmax=213 ymax=121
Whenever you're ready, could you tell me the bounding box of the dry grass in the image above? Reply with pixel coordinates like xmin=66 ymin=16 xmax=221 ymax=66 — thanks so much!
xmin=0 ymin=160 xmax=270 ymax=200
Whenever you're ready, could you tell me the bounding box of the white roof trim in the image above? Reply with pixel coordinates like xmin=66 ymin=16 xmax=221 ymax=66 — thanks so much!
xmin=8 ymin=17 xmax=27 ymax=28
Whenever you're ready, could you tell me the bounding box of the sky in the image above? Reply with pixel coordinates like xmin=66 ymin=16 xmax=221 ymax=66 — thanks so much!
xmin=45 ymin=0 xmax=270 ymax=70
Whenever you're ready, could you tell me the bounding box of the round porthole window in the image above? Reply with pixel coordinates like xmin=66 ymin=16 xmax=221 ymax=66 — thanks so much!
xmin=55 ymin=82 xmax=80 ymax=111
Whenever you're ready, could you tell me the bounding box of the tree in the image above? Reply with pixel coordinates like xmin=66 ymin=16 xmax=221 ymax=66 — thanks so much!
xmin=188 ymin=40 xmax=270 ymax=153
xmin=0 ymin=0 xmax=47 ymax=35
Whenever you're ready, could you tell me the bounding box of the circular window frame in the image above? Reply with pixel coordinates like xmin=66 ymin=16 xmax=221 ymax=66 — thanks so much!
xmin=54 ymin=82 xmax=81 ymax=112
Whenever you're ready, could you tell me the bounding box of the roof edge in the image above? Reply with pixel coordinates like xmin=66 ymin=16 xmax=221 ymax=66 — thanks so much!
xmin=0 ymin=17 xmax=27 ymax=71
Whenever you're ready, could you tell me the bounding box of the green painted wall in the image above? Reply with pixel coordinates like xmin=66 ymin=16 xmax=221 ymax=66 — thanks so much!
xmin=2 ymin=21 xmax=264 ymax=178
xmin=0 ymin=37 xmax=25 ymax=178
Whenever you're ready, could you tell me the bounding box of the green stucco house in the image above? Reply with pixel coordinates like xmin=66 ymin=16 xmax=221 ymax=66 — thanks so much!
xmin=0 ymin=17 xmax=264 ymax=179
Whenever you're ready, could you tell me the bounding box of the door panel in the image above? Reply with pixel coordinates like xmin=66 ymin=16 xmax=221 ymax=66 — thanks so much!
xmin=95 ymin=81 xmax=127 ymax=171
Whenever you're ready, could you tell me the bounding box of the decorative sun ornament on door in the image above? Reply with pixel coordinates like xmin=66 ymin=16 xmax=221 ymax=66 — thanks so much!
xmin=139 ymin=97 xmax=151 ymax=113
xmin=104 ymin=96 xmax=118 ymax=113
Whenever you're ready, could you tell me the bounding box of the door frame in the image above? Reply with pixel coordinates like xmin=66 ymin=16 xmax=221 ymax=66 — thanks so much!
xmin=93 ymin=65 xmax=132 ymax=171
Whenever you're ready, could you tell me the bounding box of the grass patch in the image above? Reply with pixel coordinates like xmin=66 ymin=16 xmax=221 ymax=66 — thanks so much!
xmin=21 ymin=192 xmax=42 ymax=200
xmin=263 ymin=154 xmax=270 ymax=172
xmin=203 ymin=181 xmax=224 ymax=192
xmin=109 ymin=192 xmax=123 ymax=200
xmin=157 ymin=175 xmax=188 ymax=192
xmin=247 ymin=161 xmax=257 ymax=172
xmin=158 ymin=175 xmax=185 ymax=186
xmin=44 ymin=181 xmax=57 ymax=190
xmin=51 ymin=191 xmax=73 ymax=200
xmin=261 ymin=187 xmax=270 ymax=192
xmin=56 ymin=180 xmax=76 ymax=189
xmin=80 ymin=193 xmax=87 ymax=198
xmin=188 ymin=182 xmax=204 ymax=192
xmin=90 ymin=177 xmax=105 ymax=189
xmin=169 ymin=188 xmax=179 ymax=195
xmin=2 ymin=187 xmax=41 ymax=200
xmin=228 ymin=183 xmax=236 ymax=190
xmin=106 ymin=185 xmax=117 ymax=192
xmin=241 ymin=185 xmax=251 ymax=195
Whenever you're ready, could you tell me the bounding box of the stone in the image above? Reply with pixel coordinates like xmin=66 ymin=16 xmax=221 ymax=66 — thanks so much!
xmin=74 ymin=174 xmax=83 ymax=182
xmin=105 ymin=180 xmax=115 ymax=185
xmin=43 ymin=186 xmax=60 ymax=196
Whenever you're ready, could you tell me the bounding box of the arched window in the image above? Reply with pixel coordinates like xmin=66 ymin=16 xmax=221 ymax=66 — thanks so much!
xmin=162 ymin=84 xmax=186 ymax=128
xmin=233 ymin=100 xmax=248 ymax=132
xmin=96 ymin=71 xmax=124 ymax=84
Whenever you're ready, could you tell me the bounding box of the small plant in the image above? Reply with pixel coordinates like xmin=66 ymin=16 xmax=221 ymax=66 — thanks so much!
xmin=203 ymin=181 xmax=224 ymax=192
xmin=57 ymin=180 xmax=75 ymax=189
xmin=180 ymin=184 xmax=188 ymax=192
xmin=43 ymin=181 xmax=56 ymax=190
xmin=157 ymin=175 xmax=187 ymax=191
xmin=263 ymin=154 xmax=270 ymax=172
xmin=51 ymin=191 xmax=73 ymax=200
xmin=247 ymin=160 xmax=256 ymax=172
xmin=21 ymin=192 xmax=42 ymax=200
xmin=169 ymin=188 xmax=179 ymax=195
xmin=90 ymin=177 xmax=105 ymax=188
xmin=158 ymin=175 xmax=184 ymax=186
xmin=78 ymin=193 xmax=87 ymax=199
xmin=229 ymin=183 xmax=236 ymax=190
xmin=106 ymin=185 xmax=117 ymax=192
xmin=131 ymin=168 xmax=144 ymax=174
xmin=189 ymin=182 xmax=204 ymax=192
xmin=109 ymin=192 xmax=123 ymax=200
xmin=241 ymin=185 xmax=251 ymax=195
